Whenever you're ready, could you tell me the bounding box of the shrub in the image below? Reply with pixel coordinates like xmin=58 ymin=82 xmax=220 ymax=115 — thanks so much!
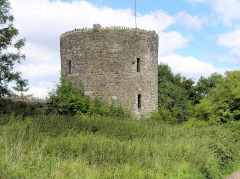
xmin=49 ymin=78 xmax=131 ymax=118
xmin=195 ymin=71 xmax=240 ymax=123
xmin=49 ymin=78 xmax=90 ymax=116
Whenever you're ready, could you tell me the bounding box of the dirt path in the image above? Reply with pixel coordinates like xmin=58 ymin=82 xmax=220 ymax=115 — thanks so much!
xmin=226 ymin=171 xmax=240 ymax=179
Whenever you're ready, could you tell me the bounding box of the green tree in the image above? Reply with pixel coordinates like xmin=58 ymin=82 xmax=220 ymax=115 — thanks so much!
xmin=194 ymin=73 xmax=223 ymax=104
xmin=0 ymin=0 xmax=27 ymax=97
xmin=158 ymin=63 xmax=194 ymax=122
xmin=195 ymin=71 xmax=240 ymax=122
xmin=13 ymin=79 xmax=29 ymax=97
xmin=181 ymin=77 xmax=196 ymax=102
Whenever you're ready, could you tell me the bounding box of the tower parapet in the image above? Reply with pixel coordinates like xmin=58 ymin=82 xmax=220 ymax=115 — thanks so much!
xmin=61 ymin=24 xmax=157 ymax=38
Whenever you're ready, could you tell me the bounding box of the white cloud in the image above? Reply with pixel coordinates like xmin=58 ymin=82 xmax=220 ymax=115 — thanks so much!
xmin=16 ymin=63 xmax=60 ymax=81
xmin=25 ymin=81 xmax=56 ymax=98
xmin=218 ymin=29 xmax=240 ymax=48
xmin=22 ymin=43 xmax=59 ymax=63
xmin=215 ymin=54 xmax=238 ymax=64
xmin=10 ymin=0 xmax=178 ymax=47
xmin=187 ymin=0 xmax=240 ymax=26
xmin=137 ymin=11 xmax=175 ymax=31
xmin=15 ymin=42 xmax=60 ymax=83
xmin=159 ymin=54 xmax=226 ymax=79
xmin=212 ymin=0 xmax=240 ymax=26
xmin=218 ymin=27 xmax=240 ymax=59
xmin=158 ymin=31 xmax=188 ymax=56
xmin=176 ymin=11 xmax=202 ymax=29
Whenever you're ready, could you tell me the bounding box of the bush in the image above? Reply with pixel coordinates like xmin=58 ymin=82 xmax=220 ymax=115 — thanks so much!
xmin=195 ymin=71 xmax=240 ymax=123
xmin=150 ymin=106 xmax=176 ymax=122
xmin=49 ymin=78 xmax=90 ymax=116
xmin=49 ymin=78 xmax=131 ymax=118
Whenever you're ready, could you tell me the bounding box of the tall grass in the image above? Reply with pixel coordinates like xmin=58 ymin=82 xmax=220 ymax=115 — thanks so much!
xmin=0 ymin=114 xmax=239 ymax=178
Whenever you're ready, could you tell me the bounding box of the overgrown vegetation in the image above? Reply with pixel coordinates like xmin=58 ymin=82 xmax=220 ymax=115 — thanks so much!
xmin=157 ymin=63 xmax=240 ymax=124
xmin=195 ymin=71 xmax=240 ymax=123
xmin=49 ymin=78 xmax=131 ymax=118
xmin=0 ymin=66 xmax=239 ymax=178
xmin=0 ymin=114 xmax=239 ymax=178
xmin=0 ymin=64 xmax=239 ymax=178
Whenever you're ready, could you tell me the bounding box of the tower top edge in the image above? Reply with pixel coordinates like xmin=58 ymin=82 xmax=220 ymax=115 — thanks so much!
xmin=60 ymin=24 xmax=157 ymax=39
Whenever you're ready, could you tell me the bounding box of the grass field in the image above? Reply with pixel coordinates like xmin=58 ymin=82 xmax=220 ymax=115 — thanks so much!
xmin=0 ymin=114 xmax=239 ymax=178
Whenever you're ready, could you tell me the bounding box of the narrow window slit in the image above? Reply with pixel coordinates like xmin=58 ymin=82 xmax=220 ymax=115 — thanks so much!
xmin=68 ymin=60 xmax=72 ymax=74
xmin=137 ymin=58 xmax=140 ymax=72
xmin=138 ymin=94 xmax=141 ymax=109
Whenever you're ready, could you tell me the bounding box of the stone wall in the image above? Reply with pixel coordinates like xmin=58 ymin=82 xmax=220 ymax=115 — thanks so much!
xmin=60 ymin=24 xmax=158 ymax=116
xmin=0 ymin=98 xmax=48 ymax=118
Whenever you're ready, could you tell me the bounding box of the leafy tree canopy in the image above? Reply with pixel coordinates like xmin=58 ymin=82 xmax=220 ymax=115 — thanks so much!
xmin=194 ymin=73 xmax=223 ymax=104
xmin=195 ymin=71 xmax=240 ymax=123
xmin=157 ymin=63 xmax=194 ymax=122
xmin=0 ymin=0 xmax=27 ymax=97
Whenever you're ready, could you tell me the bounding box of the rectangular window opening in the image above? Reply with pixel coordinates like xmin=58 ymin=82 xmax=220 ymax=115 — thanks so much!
xmin=68 ymin=60 xmax=72 ymax=74
xmin=138 ymin=94 xmax=141 ymax=109
xmin=137 ymin=58 xmax=140 ymax=72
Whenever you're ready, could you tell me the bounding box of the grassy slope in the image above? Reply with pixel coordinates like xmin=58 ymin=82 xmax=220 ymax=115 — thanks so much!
xmin=0 ymin=115 xmax=239 ymax=178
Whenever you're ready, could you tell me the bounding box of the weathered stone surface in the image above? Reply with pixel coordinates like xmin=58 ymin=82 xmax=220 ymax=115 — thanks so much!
xmin=60 ymin=24 xmax=158 ymax=116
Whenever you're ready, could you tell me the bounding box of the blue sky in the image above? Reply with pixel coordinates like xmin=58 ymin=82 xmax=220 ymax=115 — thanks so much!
xmin=9 ymin=0 xmax=240 ymax=97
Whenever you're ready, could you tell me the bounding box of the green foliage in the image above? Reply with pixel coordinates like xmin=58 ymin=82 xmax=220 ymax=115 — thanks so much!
xmin=0 ymin=114 xmax=239 ymax=178
xmin=0 ymin=0 xmax=27 ymax=97
xmin=49 ymin=78 xmax=90 ymax=115
xmin=12 ymin=79 xmax=29 ymax=97
xmin=158 ymin=63 xmax=194 ymax=122
xmin=157 ymin=64 xmax=228 ymax=123
xmin=49 ymin=78 xmax=131 ymax=118
xmin=195 ymin=71 xmax=240 ymax=123
xmin=88 ymin=98 xmax=130 ymax=118
xmin=194 ymin=73 xmax=224 ymax=104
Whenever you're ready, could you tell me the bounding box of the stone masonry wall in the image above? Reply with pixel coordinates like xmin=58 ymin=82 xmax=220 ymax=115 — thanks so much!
xmin=60 ymin=24 xmax=158 ymax=116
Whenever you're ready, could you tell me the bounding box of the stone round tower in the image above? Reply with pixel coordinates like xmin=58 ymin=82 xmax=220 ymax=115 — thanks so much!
xmin=60 ymin=24 xmax=158 ymax=116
